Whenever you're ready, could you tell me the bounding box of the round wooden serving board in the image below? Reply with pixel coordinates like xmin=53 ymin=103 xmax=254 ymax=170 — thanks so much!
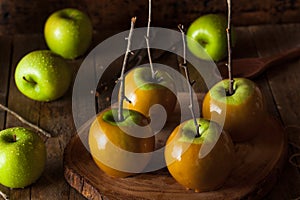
xmin=64 ymin=95 xmax=287 ymax=200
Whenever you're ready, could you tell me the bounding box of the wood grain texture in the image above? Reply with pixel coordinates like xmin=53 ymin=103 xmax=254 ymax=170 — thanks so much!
xmin=4 ymin=34 xmax=46 ymax=199
xmin=0 ymin=34 xmax=11 ymax=200
xmin=64 ymin=94 xmax=287 ymax=200
xmin=1 ymin=34 xmax=85 ymax=200
xmin=0 ymin=0 xmax=300 ymax=34
xmin=0 ymin=36 xmax=12 ymax=130
xmin=249 ymin=23 xmax=300 ymax=200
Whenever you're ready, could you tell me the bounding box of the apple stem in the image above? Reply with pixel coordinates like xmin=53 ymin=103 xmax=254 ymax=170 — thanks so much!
xmin=12 ymin=134 xmax=17 ymax=142
xmin=0 ymin=190 xmax=9 ymax=200
xmin=118 ymin=17 xmax=136 ymax=121
xmin=226 ymin=0 xmax=234 ymax=95
xmin=23 ymin=76 xmax=36 ymax=85
xmin=0 ymin=103 xmax=52 ymax=138
xmin=145 ymin=0 xmax=157 ymax=81
xmin=178 ymin=24 xmax=201 ymax=138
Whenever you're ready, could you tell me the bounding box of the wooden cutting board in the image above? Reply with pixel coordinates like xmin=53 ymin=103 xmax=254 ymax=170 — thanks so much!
xmin=64 ymin=94 xmax=287 ymax=200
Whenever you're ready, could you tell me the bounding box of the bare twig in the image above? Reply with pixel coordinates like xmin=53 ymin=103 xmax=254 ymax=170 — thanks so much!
xmin=0 ymin=103 xmax=51 ymax=138
xmin=146 ymin=0 xmax=151 ymax=38
xmin=118 ymin=17 xmax=136 ymax=121
xmin=0 ymin=190 xmax=9 ymax=200
xmin=226 ymin=0 xmax=234 ymax=95
xmin=178 ymin=24 xmax=200 ymax=138
xmin=145 ymin=0 xmax=156 ymax=80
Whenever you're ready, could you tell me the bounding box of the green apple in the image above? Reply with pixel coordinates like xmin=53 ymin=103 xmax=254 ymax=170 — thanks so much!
xmin=165 ymin=118 xmax=234 ymax=192
xmin=44 ymin=8 xmax=93 ymax=59
xmin=89 ymin=108 xmax=155 ymax=178
xmin=123 ymin=66 xmax=177 ymax=118
xmin=202 ymin=78 xmax=267 ymax=142
xmin=14 ymin=50 xmax=72 ymax=102
xmin=0 ymin=127 xmax=46 ymax=188
xmin=186 ymin=14 xmax=236 ymax=62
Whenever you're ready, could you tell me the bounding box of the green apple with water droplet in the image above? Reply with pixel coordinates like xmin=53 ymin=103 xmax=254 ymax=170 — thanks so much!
xmin=44 ymin=8 xmax=93 ymax=59
xmin=0 ymin=127 xmax=47 ymax=188
xmin=186 ymin=14 xmax=236 ymax=62
xmin=14 ymin=50 xmax=72 ymax=102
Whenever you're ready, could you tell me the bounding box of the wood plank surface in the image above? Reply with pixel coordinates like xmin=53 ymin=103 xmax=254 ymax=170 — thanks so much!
xmin=249 ymin=24 xmax=300 ymax=200
xmin=0 ymin=35 xmax=12 ymax=200
xmin=1 ymin=23 xmax=300 ymax=200
xmin=5 ymin=34 xmax=45 ymax=200
xmin=0 ymin=36 xmax=12 ymax=130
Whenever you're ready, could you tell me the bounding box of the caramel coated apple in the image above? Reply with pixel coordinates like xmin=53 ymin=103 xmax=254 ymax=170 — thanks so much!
xmin=165 ymin=118 xmax=234 ymax=192
xmin=89 ymin=108 xmax=155 ymax=178
xmin=202 ymin=78 xmax=267 ymax=142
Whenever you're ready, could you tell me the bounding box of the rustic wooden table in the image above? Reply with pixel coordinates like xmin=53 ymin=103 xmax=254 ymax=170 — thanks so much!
xmin=0 ymin=23 xmax=300 ymax=200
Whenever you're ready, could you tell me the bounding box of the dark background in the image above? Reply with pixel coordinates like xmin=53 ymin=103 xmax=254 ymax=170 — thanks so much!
xmin=0 ymin=0 xmax=299 ymax=34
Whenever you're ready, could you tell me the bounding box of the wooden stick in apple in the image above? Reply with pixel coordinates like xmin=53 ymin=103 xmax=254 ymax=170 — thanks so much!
xmin=118 ymin=17 xmax=136 ymax=121
xmin=226 ymin=0 xmax=234 ymax=95
xmin=122 ymin=5 xmax=177 ymax=118
xmin=145 ymin=0 xmax=158 ymax=80
xmin=178 ymin=24 xmax=200 ymax=137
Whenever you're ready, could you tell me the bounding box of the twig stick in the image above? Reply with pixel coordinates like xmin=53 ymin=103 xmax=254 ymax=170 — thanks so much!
xmin=145 ymin=0 xmax=156 ymax=80
xmin=146 ymin=0 xmax=151 ymax=38
xmin=0 ymin=190 xmax=9 ymax=200
xmin=178 ymin=24 xmax=200 ymax=138
xmin=226 ymin=0 xmax=234 ymax=95
xmin=118 ymin=17 xmax=136 ymax=121
xmin=0 ymin=103 xmax=51 ymax=138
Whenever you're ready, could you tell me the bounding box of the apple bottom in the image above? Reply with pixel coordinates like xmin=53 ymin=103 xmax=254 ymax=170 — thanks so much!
xmin=89 ymin=139 xmax=154 ymax=178
xmin=90 ymin=158 xmax=136 ymax=178
xmin=89 ymin=132 xmax=155 ymax=178
xmin=203 ymin=94 xmax=267 ymax=142
xmin=165 ymin=127 xmax=234 ymax=192
xmin=222 ymin=112 xmax=267 ymax=142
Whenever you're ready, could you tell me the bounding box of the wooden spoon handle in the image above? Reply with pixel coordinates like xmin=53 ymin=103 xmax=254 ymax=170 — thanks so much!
xmin=260 ymin=46 xmax=300 ymax=68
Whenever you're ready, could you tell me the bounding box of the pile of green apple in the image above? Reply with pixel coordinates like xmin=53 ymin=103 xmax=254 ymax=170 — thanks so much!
xmin=88 ymin=13 xmax=270 ymax=194
xmin=15 ymin=8 xmax=93 ymax=102
xmin=0 ymin=8 xmax=93 ymax=189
